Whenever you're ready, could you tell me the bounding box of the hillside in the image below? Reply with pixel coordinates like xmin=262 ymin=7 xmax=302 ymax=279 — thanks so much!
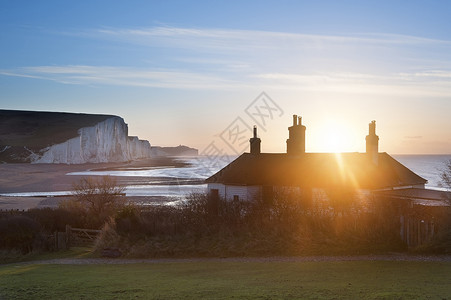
xmin=0 ymin=110 xmax=151 ymax=163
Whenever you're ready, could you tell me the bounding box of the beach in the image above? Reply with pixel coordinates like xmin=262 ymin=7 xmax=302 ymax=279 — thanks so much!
xmin=0 ymin=157 xmax=199 ymax=210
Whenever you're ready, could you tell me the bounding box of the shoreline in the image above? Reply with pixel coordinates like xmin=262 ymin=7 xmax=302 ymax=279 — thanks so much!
xmin=0 ymin=157 xmax=201 ymax=210
xmin=0 ymin=195 xmax=183 ymax=211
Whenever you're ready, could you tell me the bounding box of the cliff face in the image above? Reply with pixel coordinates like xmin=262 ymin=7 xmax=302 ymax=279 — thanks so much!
xmin=128 ymin=136 xmax=152 ymax=160
xmin=35 ymin=117 xmax=152 ymax=163
xmin=0 ymin=110 xmax=152 ymax=164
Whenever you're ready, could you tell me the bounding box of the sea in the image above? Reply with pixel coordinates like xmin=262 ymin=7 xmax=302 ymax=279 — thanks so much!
xmin=1 ymin=154 xmax=450 ymax=198
xmin=392 ymin=155 xmax=451 ymax=190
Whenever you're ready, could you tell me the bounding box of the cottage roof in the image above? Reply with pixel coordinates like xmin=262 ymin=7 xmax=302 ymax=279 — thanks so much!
xmin=205 ymin=152 xmax=427 ymax=190
xmin=375 ymin=188 xmax=450 ymax=206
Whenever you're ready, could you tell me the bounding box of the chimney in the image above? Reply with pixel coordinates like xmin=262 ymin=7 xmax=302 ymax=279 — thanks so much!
xmin=365 ymin=120 xmax=379 ymax=164
xmin=249 ymin=125 xmax=261 ymax=155
xmin=286 ymin=114 xmax=306 ymax=155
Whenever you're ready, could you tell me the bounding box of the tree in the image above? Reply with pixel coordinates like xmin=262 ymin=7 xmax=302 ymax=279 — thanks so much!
xmin=61 ymin=176 xmax=126 ymax=228
xmin=438 ymin=159 xmax=451 ymax=208
xmin=439 ymin=159 xmax=451 ymax=192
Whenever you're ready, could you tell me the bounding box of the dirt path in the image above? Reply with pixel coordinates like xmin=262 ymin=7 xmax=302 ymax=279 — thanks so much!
xmin=9 ymin=254 xmax=451 ymax=266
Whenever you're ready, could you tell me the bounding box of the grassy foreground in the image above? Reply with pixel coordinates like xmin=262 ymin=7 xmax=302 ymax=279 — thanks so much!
xmin=1 ymin=260 xmax=450 ymax=299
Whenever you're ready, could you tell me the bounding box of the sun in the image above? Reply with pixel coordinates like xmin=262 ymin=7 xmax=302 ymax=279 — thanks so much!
xmin=315 ymin=121 xmax=354 ymax=153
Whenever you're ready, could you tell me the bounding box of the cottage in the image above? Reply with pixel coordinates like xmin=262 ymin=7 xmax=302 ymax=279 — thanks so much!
xmin=206 ymin=115 xmax=427 ymax=202
xmin=206 ymin=115 xmax=451 ymax=246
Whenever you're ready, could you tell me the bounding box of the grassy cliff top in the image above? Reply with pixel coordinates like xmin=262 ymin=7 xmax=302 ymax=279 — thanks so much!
xmin=0 ymin=110 xmax=118 ymax=148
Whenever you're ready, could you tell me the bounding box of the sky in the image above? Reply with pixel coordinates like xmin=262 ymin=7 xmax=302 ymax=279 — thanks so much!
xmin=1 ymin=0 xmax=451 ymax=154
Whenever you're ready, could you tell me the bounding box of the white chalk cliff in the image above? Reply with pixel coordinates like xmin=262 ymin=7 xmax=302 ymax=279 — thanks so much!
xmin=33 ymin=117 xmax=151 ymax=164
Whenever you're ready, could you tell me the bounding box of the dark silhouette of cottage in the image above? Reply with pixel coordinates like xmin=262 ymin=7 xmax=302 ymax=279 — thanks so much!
xmin=207 ymin=115 xmax=426 ymax=200
xmin=206 ymin=115 xmax=449 ymax=247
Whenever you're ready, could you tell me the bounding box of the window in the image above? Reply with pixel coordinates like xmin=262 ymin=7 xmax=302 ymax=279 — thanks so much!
xmin=233 ymin=195 xmax=239 ymax=202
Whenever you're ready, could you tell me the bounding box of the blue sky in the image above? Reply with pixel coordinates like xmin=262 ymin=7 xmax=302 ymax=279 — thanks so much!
xmin=1 ymin=0 xmax=451 ymax=154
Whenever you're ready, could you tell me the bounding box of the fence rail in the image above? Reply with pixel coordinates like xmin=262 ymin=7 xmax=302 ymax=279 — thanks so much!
xmin=66 ymin=225 xmax=101 ymax=248
xmin=53 ymin=225 xmax=101 ymax=249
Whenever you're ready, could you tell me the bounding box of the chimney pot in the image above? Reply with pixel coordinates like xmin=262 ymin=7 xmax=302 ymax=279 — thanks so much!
xmin=250 ymin=125 xmax=261 ymax=155
xmin=366 ymin=120 xmax=379 ymax=164
xmin=287 ymin=114 xmax=306 ymax=155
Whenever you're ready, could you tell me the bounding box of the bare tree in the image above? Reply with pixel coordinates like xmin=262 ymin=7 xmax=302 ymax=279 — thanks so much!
xmin=62 ymin=176 xmax=126 ymax=227
xmin=439 ymin=159 xmax=451 ymax=191
xmin=439 ymin=159 xmax=451 ymax=206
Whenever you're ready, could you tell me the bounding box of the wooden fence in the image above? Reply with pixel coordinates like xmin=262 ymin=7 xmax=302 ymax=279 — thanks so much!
xmin=54 ymin=225 xmax=101 ymax=249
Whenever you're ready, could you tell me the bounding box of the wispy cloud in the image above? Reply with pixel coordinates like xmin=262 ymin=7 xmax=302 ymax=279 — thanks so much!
xmin=68 ymin=25 xmax=451 ymax=76
xmin=401 ymin=70 xmax=451 ymax=78
xmin=66 ymin=25 xmax=451 ymax=73
xmin=91 ymin=26 xmax=451 ymax=50
xmin=0 ymin=65 xmax=244 ymax=89
xmin=252 ymin=71 xmax=451 ymax=96
xmin=3 ymin=65 xmax=451 ymax=97
xmin=3 ymin=25 xmax=451 ymax=95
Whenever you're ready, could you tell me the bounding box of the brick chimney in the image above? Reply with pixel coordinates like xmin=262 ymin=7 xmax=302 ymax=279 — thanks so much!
xmin=249 ymin=125 xmax=261 ymax=155
xmin=365 ymin=120 xmax=379 ymax=164
xmin=286 ymin=114 xmax=306 ymax=155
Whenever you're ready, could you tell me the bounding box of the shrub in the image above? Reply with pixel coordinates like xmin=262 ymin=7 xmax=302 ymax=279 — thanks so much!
xmin=61 ymin=176 xmax=127 ymax=228
xmin=114 ymin=205 xmax=143 ymax=237
xmin=95 ymin=191 xmax=414 ymax=257
xmin=0 ymin=216 xmax=43 ymax=253
xmin=26 ymin=207 xmax=84 ymax=233
xmin=95 ymin=219 xmax=123 ymax=252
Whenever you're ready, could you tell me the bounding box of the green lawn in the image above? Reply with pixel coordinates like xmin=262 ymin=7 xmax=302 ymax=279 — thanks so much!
xmin=1 ymin=260 xmax=450 ymax=299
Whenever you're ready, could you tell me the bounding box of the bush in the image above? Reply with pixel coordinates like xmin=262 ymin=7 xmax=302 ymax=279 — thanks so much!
xmin=26 ymin=207 xmax=84 ymax=233
xmin=114 ymin=205 xmax=144 ymax=238
xmin=94 ymin=191 xmax=409 ymax=258
xmin=95 ymin=219 xmax=123 ymax=252
xmin=0 ymin=216 xmax=43 ymax=253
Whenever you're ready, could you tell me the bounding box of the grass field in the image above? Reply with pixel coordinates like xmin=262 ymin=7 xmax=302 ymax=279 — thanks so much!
xmin=1 ymin=259 xmax=450 ymax=299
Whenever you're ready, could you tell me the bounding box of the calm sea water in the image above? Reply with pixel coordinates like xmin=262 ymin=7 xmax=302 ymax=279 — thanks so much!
xmin=393 ymin=155 xmax=451 ymax=189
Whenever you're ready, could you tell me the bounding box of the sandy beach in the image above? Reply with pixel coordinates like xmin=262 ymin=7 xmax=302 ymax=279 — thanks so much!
xmin=0 ymin=157 xmax=195 ymax=210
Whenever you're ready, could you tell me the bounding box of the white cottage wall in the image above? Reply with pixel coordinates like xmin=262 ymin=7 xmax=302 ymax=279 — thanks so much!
xmin=207 ymin=183 xmax=261 ymax=201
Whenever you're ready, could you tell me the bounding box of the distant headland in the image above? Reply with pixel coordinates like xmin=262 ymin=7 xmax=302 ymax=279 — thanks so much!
xmin=151 ymin=145 xmax=198 ymax=157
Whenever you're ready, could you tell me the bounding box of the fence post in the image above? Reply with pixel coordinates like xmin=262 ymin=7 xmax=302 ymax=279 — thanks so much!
xmin=66 ymin=225 xmax=71 ymax=249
